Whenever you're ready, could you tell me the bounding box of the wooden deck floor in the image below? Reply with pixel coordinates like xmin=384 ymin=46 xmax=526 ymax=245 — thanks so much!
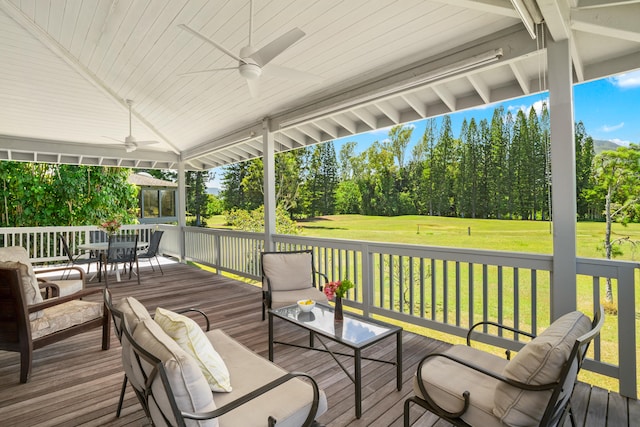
xmin=0 ymin=261 xmax=637 ymax=426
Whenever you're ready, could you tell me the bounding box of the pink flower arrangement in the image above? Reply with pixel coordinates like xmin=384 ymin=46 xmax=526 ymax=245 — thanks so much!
xmin=323 ymin=279 xmax=354 ymax=300
xmin=99 ymin=218 xmax=122 ymax=235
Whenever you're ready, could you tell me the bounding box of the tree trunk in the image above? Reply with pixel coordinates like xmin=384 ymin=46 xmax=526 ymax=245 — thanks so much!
xmin=604 ymin=187 xmax=614 ymax=303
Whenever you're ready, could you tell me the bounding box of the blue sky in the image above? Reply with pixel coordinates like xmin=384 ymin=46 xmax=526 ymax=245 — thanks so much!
xmin=209 ymin=69 xmax=640 ymax=188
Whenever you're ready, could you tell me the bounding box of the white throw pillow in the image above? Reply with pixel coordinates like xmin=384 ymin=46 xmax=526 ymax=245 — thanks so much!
xmin=155 ymin=307 xmax=232 ymax=392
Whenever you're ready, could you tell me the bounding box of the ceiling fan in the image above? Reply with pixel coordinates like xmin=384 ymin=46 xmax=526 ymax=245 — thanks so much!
xmin=178 ymin=0 xmax=320 ymax=98
xmin=104 ymin=99 xmax=158 ymax=152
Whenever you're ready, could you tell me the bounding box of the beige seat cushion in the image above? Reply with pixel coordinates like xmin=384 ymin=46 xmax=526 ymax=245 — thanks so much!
xmin=415 ymin=345 xmax=506 ymax=427
xmin=493 ymin=311 xmax=592 ymax=426
xmin=208 ymin=328 xmax=328 ymax=427
xmin=49 ymin=279 xmax=84 ymax=296
xmin=131 ymin=319 xmax=217 ymax=427
xmin=270 ymin=287 xmax=328 ymax=309
xmin=154 ymin=307 xmax=232 ymax=392
xmin=0 ymin=246 xmax=43 ymax=318
xmin=262 ymin=251 xmax=315 ymax=292
xmin=30 ymin=300 xmax=103 ymax=339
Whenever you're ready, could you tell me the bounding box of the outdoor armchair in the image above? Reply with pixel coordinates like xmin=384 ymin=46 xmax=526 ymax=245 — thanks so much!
xmin=0 ymin=250 xmax=110 ymax=383
xmin=260 ymin=249 xmax=329 ymax=321
xmin=404 ymin=306 xmax=604 ymax=427
xmin=108 ymin=291 xmax=327 ymax=426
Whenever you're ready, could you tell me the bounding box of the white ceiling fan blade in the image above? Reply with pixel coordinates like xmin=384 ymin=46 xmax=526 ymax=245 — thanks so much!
xmin=247 ymin=79 xmax=261 ymax=98
xmin=178 ymin=24 xmax=244 ymax=63
xmin=251 ymin=27 xmax=305 ymax=67
xmin=102 ymin=136 xmax=124 ymax=143
xmin=178 ymin=67 xmax=239 ymax=77
xmin=135 ymin=140 xmax=159 ymax=147
xmin=263 ymin=64 xmax=323 ymax=83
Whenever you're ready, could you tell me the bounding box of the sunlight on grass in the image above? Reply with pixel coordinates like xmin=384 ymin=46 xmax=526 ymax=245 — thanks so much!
xmin=203 ymin=215 xmax=640 ymax=393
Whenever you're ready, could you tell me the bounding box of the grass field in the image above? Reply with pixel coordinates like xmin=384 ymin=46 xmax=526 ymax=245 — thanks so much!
xmin=207 ymin=214 xmax=640 ymax=392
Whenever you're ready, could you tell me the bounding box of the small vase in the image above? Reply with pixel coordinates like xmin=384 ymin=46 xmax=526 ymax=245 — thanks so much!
xmin=334 ymin=297 xmax=343 ymax=321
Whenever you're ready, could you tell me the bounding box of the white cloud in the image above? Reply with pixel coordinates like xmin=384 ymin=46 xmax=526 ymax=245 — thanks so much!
xmin=600 ymin=122 xmax=624 ymax=132
xmin=506 ymin=97 xmax=549 ymax=116
xmin=610 ymin=138 xmax=631 ymax=147
xmin=608 ymin=70 xmax=640 ymax=89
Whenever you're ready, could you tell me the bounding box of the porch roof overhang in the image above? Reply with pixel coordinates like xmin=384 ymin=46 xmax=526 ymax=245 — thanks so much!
xmin=0 ymin=0 xmax=639 ymax=171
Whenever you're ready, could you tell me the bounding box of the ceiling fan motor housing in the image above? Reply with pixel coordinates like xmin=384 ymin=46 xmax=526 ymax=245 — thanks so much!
xmin=239 ymin=63 xmax=262 ymax=80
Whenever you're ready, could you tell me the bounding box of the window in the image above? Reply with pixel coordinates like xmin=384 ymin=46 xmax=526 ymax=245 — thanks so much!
xmin=143 ymin=189 xmax=159 ymax=218
xmin=161 ymin=190 xmax=175 ymax=216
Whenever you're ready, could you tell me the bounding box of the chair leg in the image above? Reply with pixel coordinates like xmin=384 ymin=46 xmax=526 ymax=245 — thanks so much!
xmin=155 ymin=256 xmax=163 ymax=275
xmin=19 ymin=347 xmax=32 ymax=383
xmin=404 ymin=397 xmax=413 ymax=427
xmin=135 ymin=259 xmax=140 ymax=285
xmin=116 ymin=375 xmax=128 ymax=417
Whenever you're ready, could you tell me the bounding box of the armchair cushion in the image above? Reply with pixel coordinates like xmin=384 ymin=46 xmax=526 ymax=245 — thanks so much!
xmin=493 ymin=311 xmax=592 ymax=425
xmin=132 ymin=319 xmax=217 ymax=427
xmin=415 ymin=345 xmax=506 ymax=427
xmin=270 ymin=287 xmax=328 ymax=309
xmin=31 ymin=300 xmax=104 ymax=339
xmin=0 ymin=246 xmax=43 ymax=312
xmin=117 ymin=296 xmax=151 ymax=332
xmin=262 ymin=251 xmax=313 ymax=291
xmin=155 ymin=307 xmax=232 ymax=392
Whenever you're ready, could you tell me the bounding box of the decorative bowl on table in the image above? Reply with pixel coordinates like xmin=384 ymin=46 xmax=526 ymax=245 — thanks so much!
xmin=297 ymin=299 xmax=315 ymax=312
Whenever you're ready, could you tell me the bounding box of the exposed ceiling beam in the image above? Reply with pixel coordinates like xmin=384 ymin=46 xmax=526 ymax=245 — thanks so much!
xmin=401 ymin=93 xmax=428 ymax=118
xmin=434 ymin=0 xmax=519 ymax=17
xmin=578 ymin=0 xmax=640 ymax=8
xmin=467 ymin=74 xmax=492 ymax=103
xmin=432 ymin=85 xmax=457 ymax=111
xmin=537 ymin=1 xmax=585 ymax=80
xmin=376 ymin=101 xmax=401 ymax=124
xmin=571 ymin=3 xmax=640 ymax=43
xmin=0 ymin=0 xmax=180 ymax=155
xmin=510 ymin=61 xmax=532 ymax=94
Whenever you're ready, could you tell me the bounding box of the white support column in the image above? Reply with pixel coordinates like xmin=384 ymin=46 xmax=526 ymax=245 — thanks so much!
xmin=263 ymin=119 xmax=276 ymax=252
xmin=178 ymin=160 xmax=187 ymax=264
xmin=548 ymin=37 xmax=577 ymax=319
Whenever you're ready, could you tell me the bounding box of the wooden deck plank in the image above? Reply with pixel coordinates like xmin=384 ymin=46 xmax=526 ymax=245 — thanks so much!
xmin=0 ymin=261 xmax=634 ymax=427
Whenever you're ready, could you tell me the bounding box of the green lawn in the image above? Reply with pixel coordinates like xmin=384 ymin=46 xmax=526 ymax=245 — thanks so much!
xmin=207 ymin=214 xmax=640 ymax=392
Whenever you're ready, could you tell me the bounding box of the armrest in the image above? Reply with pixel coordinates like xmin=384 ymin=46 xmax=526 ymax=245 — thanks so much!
xmin=313 ymin=270 xmax=328 ymax=290
xmin=38 ymin=281 xmax=60 ymax=298
xmin=415 ymin=351 xmax=558 ymax=419
xmin=466 ymin=321 xmax=536 ymax=359
xmin=175 ymin=308 xmax=211 ymax=331
xmin=27 ymin=288 xmax=103 ymax=312
xmin=181 ymin=371 xmax=321 ymax=427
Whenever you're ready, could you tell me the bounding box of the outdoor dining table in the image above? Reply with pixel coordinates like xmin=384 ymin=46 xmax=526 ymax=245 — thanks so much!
xmin=78 ymin=240 xmax=148 ymax=282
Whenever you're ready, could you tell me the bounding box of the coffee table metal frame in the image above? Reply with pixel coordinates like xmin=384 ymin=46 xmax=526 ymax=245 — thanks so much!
xmin=268 ymin=302 xmax=402 ymax=419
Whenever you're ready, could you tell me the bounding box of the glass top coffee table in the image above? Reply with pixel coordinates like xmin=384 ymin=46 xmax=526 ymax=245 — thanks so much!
xmin=268 ymin=302 xmax=402 ymax=419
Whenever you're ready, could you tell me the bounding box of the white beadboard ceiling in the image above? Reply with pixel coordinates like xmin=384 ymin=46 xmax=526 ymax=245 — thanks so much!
xmin=0 ymin=0 xmax=639 ymax=170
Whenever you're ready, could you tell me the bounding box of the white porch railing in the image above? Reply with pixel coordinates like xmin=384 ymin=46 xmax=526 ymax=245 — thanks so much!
xmin=3 ymin=225 xmax=638 ymax=398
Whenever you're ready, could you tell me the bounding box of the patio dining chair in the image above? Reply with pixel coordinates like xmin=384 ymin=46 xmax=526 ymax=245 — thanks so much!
xmin=102 ymin=234 xmax=140 ymax=286
xmin=261 ymin=249 xmax=329 ymax=321
xmin=137 ymin=230 xmax=164 ymax=275
xmin=404 ymin=306 xmax=605 ymax=427
xmin=59 ymin=234 xmax=101 ymax=281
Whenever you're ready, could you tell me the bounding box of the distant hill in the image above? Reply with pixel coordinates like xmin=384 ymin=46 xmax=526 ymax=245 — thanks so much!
xmin=593 ymin=139 xmax=621 ymax=154
xmin=206 ymin=187 xmax=221 ymax=196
